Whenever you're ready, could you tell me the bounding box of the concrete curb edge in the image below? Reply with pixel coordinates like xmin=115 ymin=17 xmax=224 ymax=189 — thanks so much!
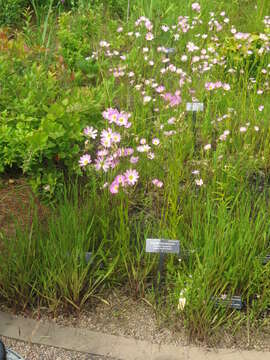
xmin=0 ymin=311 xmax=269 ymax=360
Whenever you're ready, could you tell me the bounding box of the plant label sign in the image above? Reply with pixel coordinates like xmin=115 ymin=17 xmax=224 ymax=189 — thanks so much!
xmin=213 ymin=295 xmax=243 ymax=310
xmin=186 ymin=102 xmax=204 ymax=112
xmin=85 ymin=252 xmax=92 ymax=263
xmin=165 ymin=47 xmax=176 ymax=55
xmin=146 ymin=239 xmax=180 ymax=254
xmin=230 ymin=296 xmax=243 ymax=310
xmin=262 ymin=254 xmax=270 ymax=265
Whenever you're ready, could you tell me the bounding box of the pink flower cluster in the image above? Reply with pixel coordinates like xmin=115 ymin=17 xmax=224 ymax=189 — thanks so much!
xmin=205 ymin=82 xmax=230 ymax=91
xmin=178 ymin=16 xmax=190 ymax=33
xmin=79 ymin=109 xmax=133 ymax=173
xmin=135 ymin=16 xmax=153 ymax=31
xmin=162 ymin=90 xmax=182 ymax=107
xmin=110 ymin=169 xmax=139 ymax=194
xmin=152 ymin=179 xmax=163 ymax=188
xmin=78 ymin=108 xmax=165 ymax=196
xmin=102 ymin=108 xmax=131 ymax=128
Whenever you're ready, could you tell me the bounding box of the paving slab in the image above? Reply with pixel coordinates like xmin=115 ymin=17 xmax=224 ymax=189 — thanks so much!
xmin=0 ymin=311 xmax=270 ymax=360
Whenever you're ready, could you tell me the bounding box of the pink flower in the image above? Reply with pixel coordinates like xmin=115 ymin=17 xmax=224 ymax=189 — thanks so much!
xmin=112 ymin=132 xmax=121 ymax=143
xmin=205 ymin=82 xmax=216 ymax=91
xmin=192 ymin=2 xmax=201 ymax=12
xmin=130 ymin=156 xmax=139 ymax=164
xmin=146 ymin=32 xmax=154 ymax=41
xmin=162 ymin=91 xmax=182 ymax=107
xmin=116 ymin=112 xmax=131 ymax=127
xmin=152 ymin=138 xmax=160 ymax=146
xmin=124 ymin=148 xmax=134 ymax=156
xmin=79 ymin=154 xmax=91 ymax=167
xmin=168 ymin=117 xmax=176 ymax=124
xmin=100 ymin=138 xmax=111 ymax=148
xmin=115 ymin=174 xmax=126 ymax=187
xmin=102 ymin=108 xmax=119 ymax=123
xmin=145 ymin=20 xmax=153 ymax=31
xmin=140 ymin=138 xmax=147 ymax=145
xmin=94 ymin=157 xmax=111 ymax=172
xmin=152 ymin=179 xmax=163 ymax=188
xmin=110 ymin=181 xmax=119 ymax=194
xmin=156 ymin=85 xmax=165 ymax=93
xmin=101 ymin=128 xmax=113 ymax=148
xmin=97 ymin=149 xmax=108 ymax=157
xmin=124 ymin=169 xmax=139 ymax=186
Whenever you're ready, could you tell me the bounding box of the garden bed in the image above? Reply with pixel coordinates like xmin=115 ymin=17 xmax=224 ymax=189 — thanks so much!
xmin=1 ymin=0 xmax=270 ymax=343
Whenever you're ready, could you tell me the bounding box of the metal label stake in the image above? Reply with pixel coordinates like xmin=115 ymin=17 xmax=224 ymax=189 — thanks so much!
xmin=146 ymin=239 xmax=180 ymax=293
xmin=186 ymin=102 xmax=204 ymax=144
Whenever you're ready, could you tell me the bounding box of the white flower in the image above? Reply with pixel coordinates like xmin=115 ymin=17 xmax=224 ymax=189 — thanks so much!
xmin=99 ymin=40 xmax=110 ymax=48
xmin=143 ymin=96 xmax=152 ymax=103
xmin=181 ymin=55 xmax=188 ymax=62
xmin=186 ymin=42 xmax=199 ymax=52
xmin=204 ymin=144 xmax=211 ymax=150
xmin=178 ymin=297 xmax=186 ymax=311
xmin=223 ymin=83 xmax=231 ymax=91
xmin=178 ymin=290 xmax=187 ymax=311
xmin=137 ymin=144 xmax=151 ymax=152
xmin=161 ymin=25 xmax=169 ymax=32
xmin=195 ymin=179 xmax=203 ymax=186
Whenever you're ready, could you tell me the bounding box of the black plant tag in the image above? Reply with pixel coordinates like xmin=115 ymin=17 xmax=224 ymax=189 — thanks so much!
xmin=212 ymin=295 xmax=243 ymax=310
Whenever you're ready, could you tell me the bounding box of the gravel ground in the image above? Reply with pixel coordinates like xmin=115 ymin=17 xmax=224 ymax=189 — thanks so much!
xmin=38 ymin=291 xmax=187 ymax=347
xmin=2 ymin=290 xmax=270 ymax=352
xmin=1 ymin=336 xmax=118 ymax=360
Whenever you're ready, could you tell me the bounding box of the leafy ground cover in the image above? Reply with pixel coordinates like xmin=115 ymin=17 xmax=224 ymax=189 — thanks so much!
xmin=1 ymin=0 xmax=270 ymax=341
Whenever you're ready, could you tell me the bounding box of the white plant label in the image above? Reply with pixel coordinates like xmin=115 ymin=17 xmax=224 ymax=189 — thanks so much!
xmin=186 ymin=102 xmax=204 ymax=112
xmin=146 ymin=239 xmax=180 ymax=254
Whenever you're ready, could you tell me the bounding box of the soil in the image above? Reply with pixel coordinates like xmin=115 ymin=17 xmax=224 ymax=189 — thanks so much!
xmin=0 ymin=177 xmax=48 ymax=237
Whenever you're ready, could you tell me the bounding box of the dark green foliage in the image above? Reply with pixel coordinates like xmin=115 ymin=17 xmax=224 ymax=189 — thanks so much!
xmin=0 ymin=0 xmax=28 ymax=26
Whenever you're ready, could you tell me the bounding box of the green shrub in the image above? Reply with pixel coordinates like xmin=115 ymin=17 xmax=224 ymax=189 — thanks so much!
xmin=0 ymin=0 xmax=28 ymax=26
xmin=0 ymin=32 xmax=103 ymax=197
